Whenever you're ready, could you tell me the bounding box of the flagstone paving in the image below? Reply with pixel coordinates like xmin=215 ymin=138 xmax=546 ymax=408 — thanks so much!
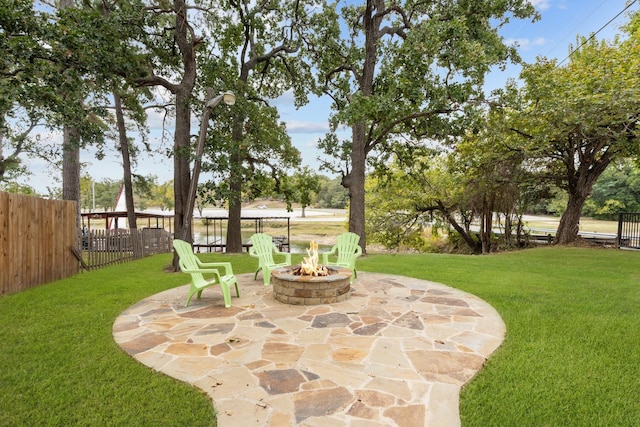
xmin=113 ymin=272 xmax=505 ymax=426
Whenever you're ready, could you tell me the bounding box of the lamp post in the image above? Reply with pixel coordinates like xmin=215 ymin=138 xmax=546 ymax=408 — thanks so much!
xmin=181 ymin=89 xmax=236 ymax=241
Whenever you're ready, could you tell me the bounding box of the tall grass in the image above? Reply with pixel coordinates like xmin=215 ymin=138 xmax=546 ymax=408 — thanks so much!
xmin=1 ymin=247 xmax=638 ymax=426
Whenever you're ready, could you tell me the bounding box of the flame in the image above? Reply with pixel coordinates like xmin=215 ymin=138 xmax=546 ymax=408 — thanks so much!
xmin=298 ymin=240 xmax=328 ymax=276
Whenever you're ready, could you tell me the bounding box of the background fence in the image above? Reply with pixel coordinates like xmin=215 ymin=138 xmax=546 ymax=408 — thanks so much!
xmin=618 ymin=212 xmax=640 ymax=250
xmin=77 ymin=228 xmax=173 ymax=270
xmin=0 ymin=192 xmax=78 ymax=296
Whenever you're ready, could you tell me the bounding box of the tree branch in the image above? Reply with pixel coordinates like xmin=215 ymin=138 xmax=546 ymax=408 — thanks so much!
xmin=369 ymin=108 xmax=453 ymax=151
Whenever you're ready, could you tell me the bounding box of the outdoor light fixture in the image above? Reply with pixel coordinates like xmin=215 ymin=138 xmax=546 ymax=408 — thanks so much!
xmin=182 ymin=90 xmax=236 ymax=241
xmin=206 ymin=91 xmax=236 ymax=108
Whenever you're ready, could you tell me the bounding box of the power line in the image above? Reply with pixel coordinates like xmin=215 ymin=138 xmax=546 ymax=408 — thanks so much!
xmin=544 ymin=0 xmax=608 ymax=58
xmin=556 ymin=0 xmax=638 ymax=67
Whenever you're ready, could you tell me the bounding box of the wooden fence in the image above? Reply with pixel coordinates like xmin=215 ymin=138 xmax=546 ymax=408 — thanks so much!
xmin=0 ymin=192 xmax=78 ymax=296
xmin=76 ymin=228 xmax=173 ymax=270
xmin=1 ymin=192 xmax=175 ymax=296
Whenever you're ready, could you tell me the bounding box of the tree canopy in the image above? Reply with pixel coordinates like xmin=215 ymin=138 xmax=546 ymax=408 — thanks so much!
xmin=195 ymin=0 xmax=318 ymax=252
xmin=366 ymin=9 xmax=640 ymax=252
xmin=4 ymin=1 xmax=640 ymax=255
xmin=506 ymin=11 xmax=640 ymax=243
xmin=308 ymin=0 xmax=538 ymax=252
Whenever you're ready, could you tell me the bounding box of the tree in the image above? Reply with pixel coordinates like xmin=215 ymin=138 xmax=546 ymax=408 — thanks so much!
xmin=1 ymin=1 xmax=75 ymax=191
xmin=2 ymin=0 xmax=147 ymax=230
xmin=0 ymin=181 xmax=36 ymax=195
xmin=365 ymin=154 xmax=481 ymax=253
xmin=131 ymin=174 xmax=155 ymax=211
xmin=197 ymin=0 xmax=316 ymax=252
xmin=1 ymin=1 xmax=54 ymax=185
xmin=365 ymin=99 xmax=548 ymax=254
xmin=290 ymin=167 xmax=321 ymax=217
xmin=0 ymin=117 xmax=35 ymax=183
xmin=151 ymin=179 xmax=174 ymax=211
xmin=98 ymin=0 xmax=153 ymax=233
xmin=316 ymin=176 xmax=349 ymax=209
xmin=201 ymin=100 xmax=300 ymax=251
xmin=512 ymin=14 xmax=640 ymax=244
xmin=128 ymin=0 xmax=205 ymax=261
xmin=308 ymin=0 xmax=538 ymax=252
xmin=453 ymin=131 xmax=527 ymax=253
xmin=59 ymin=0 xmax=84 ymax=227
xmin=93 ymin=178 xmax=121 ymax=211
xmin=79 ymin=173 xmax=94 ymax=211
xmin=446 ymin=89 xmax=556 ymax=253
xmin=584 ymin=158 xmax=640 ymax=219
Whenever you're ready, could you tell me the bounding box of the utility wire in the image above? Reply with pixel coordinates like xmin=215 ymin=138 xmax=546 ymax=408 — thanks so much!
xmin=556 ymin=0 xmax=638 ymax=67
xmin=544 ymin=0 xmax=608 ymax=58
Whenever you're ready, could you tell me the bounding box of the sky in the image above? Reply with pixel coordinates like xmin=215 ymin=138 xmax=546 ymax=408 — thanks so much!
xmin=20 ymin=0 xmax=639 ymax=195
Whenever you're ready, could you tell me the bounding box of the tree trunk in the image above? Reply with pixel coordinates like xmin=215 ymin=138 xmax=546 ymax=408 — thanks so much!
xmin=113 ymin=91 xmax=144 ymax=258
xmin=225 ymin=120 xmax=245 ymax=253
xmin=62 ymin=126 xmax=81 ymax=228
xmin=437 ymin=201 xmax=480 ymax=253
xmin=555 ymin=192 xmax=587 ymax=244
xmin=127 ymin=0 xmax=197 ymax=269
xmin=113 ymin=92 xmax=137 ymax=229
xmin=60 ymin=0 xmax=80 ymax=228
xmin=170 ymin=0 xmax=197 ymax=269
xmin=515 ymin=214 xmax=524 ymax=246
xmin=174 ymin=90 xmax=192 ymax=237
xmin=347 ymin=122 xmax=367 ymax=253
xmin=555 ymin=146 xmax=611 ymax=244
xmin=480 ymin=194 xmax=494 ymax=254
xmin=225 ymin=162 xmax=243 ymax=253
xmin=173 ymin=89 xmax=194 ymax=269
xmin=343 ymin=0 xmax=380 ymax=254
xmin=434 ymin=201 xmax=480 ymax=253
xmin=504 ymin=212 xmax=512 ymax=244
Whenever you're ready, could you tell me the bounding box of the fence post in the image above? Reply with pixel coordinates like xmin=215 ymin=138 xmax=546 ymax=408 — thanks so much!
xmin=617 ymin=213 xmax=623 ymax=249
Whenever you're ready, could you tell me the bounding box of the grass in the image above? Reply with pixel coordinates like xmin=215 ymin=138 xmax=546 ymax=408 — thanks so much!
xmin=1 ymin=246 xmax=639 ymax=426
xmin=0 ymin=254 xmax=255 ymax=427
xmin=358 ymin=248 xmax=640 ymax=426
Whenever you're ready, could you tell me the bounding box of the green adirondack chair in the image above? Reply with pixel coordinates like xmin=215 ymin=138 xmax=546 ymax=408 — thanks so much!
xmin=321 ymin=232 xmax=362 ymax=284
xmin=173 ymin=239 xmax=240 ymax=307
xmin=249 ymin=233 xmax=292 ymax=285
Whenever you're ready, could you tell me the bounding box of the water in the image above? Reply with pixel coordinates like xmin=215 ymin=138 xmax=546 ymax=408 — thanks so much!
xmin=193 ymin=231 xmax=331 ymax=255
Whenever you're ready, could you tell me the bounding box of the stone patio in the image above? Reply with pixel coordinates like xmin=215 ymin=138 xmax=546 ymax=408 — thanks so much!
xmin=113 ymin=271 xmax=505 ymax=426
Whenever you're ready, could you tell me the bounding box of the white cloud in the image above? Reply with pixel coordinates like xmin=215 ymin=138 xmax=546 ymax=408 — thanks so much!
xmin=528 ymin=0 xmax=553 ymax=11
xmin=507 ymin=37 xmax=548 ymax=51
xmin=285 ymin=120 xmax=330 ymax=134
xmin=271 ymin=90 xmax=296 ymax=107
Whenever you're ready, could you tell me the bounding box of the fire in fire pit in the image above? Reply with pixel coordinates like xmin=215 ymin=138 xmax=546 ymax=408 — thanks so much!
xmin=292 ymin=240 xmax=328 ymax=277
xmin=270 ymin=240 xmax=352 ymax=305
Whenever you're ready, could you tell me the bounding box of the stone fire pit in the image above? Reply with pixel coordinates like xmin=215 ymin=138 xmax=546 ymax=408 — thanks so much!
xmin=270 ymin=265 xmax=352 ymax=305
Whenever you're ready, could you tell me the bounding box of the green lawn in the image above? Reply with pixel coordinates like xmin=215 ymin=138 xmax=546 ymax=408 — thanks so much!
xmin=1 ymin=247 xmax=638 ymax=426
xmin=358 ymin=248 xmax=640 ymax=426
xmin=0 ymin=254 xmax=257 ymax=427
